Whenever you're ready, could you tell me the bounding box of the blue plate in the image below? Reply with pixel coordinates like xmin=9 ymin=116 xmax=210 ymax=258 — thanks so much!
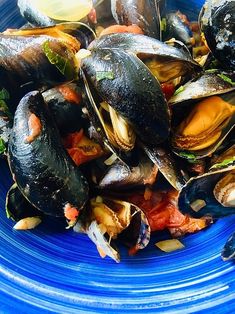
xmin=1 ymin=1 xmax=235 ymax=313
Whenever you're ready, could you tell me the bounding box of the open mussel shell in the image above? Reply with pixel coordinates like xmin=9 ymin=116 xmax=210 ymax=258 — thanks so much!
xmin=85 ymin=196 xmax=151 ymax=261
xmin=221 ymin=232 xmax=235 ymax=261
xmin=81 ymin=47 xmax=170 ymax=146
xmin=5 ymin=183 xmax=42 ymax=221
xmin=111 ymin=0 xmax=161 ymax=39
xmin=172 ymin=91 xmax=235 ymax=160
xmin=8 ymin=91 xmax=89 ymax=218
xmin=89 ymin=33 xmax=201 ymax=83
xmin=178 ymin=145 xmax=235 ymax=219
xmin=199 ymin=0 xmax=235 ymax=70
xmin=169 ymin=71 xmax=235 ymax=106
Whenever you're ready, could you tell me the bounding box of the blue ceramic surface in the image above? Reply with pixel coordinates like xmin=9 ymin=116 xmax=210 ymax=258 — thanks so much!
xmin=0 ymin=1 xmax=235 ymax=313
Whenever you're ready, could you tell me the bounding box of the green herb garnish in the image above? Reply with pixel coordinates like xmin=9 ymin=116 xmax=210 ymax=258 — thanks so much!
xmin=173 ymin=86 xmax=184 ymax=96
xmin=179 ymin=151 xmax=196 ymax=161
xmin=205 ymin=68 xmax=218 ymax=74
xmin=0 ymin=100 xmax=12 ymax=119
xmin=211 ymin=157 xmax=235 ymax=169
xmin=0 ymin=88 xmax=10 ymax=101
xmin=96 ymin=71 xmax=114 ymax=82
xmin=0 ymin=137 xmax=6 ymax=154
xmin=217 ymin=74 xmax=235 ymax=86
xmin=160 ymin=18 xmax=167 ymax=32
xmin=42 ymin=40 xmax=76 ymax=81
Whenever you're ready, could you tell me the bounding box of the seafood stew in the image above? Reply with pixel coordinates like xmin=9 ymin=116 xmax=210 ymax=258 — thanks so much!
xmin=1 ymin=0 xmax=235 ymax=263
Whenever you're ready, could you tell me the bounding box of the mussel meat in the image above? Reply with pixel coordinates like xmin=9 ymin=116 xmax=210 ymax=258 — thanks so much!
xmin=172 ymin=89 xmax=235 ymax=159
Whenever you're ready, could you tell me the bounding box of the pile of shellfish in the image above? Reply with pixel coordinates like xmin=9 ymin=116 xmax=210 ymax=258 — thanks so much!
xmin=1 ymin=0 xmax=234 ymax=262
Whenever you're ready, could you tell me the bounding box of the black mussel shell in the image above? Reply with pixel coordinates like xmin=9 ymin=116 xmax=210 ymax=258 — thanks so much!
xmin=6 ymin=183 xmax=42 ymax=221
xmin=200 ymin=0 xmax=235 ymax=70
xmin=42 ymin=82 xmax=88 ymax=135
xmin=0 ymin=33 xmax=78 ymax=90
xmin=169 ymin=71 xmax=235 ymax=106
xmin=8 ymin=91 xmax=89 ymax=217
xmin=111 ymin=0 xmax=161 ymax=39
xmin=162 ymin=11 xmax=193 ymax=47
xmin=98 ymin=156 xmax=157 ymax=190
xmin=18 ymin=0 xmax=55 ymax=27
xmin=178 ymin=168 xmax=235 ymax=219
xmin=81 ymin=48 xmax=170 ymax=146
xmin=142 ymin=145 xmax=188 ymax=191
xmin=221 ymin=232 xmax=235 ymax=261
xmin=89 ymin=33 xmax=201 ymax=83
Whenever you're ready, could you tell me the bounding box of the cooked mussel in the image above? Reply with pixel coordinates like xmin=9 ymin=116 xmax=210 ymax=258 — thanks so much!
xmin=89 ymin=33 xmax=201 ymax=83
xmin=80 ymin=47 xmax=171 ymax=148
xmin=199 ymin=0 xmax=235 ymax=70
xmin=162 ymin=11 xmax=194 ymax=47
xmin=8 ymin=91 xmax=89 ymax=222
xmin=111 ymin=0 xmax=161 ymax=39
xmin=0 ymin=23 xmax=95 ymax=94
xmin=84 ymin=196 xmax=150 ymax=261
xmin=172 ymin=90 xmax=235 ymax=159
xmin=178 ymin=145 xmax=235 ymax=219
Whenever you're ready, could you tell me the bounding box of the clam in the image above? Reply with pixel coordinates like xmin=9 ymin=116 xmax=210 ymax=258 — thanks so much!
xmin=8 ymin=91 xmax=89 ymax=221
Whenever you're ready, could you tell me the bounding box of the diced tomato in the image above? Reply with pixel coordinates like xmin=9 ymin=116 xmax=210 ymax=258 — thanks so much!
xmin=64 ymin=203 xmax=79 ymax=221
xmin=63 ymin=130 xmax=104 ymax=166
xmin=58 ymin=85 xmax=82 ymax=105
xmin=127 ymin=189 xmax=208 ymax=234
xmin=161 ymin=83 xmax=175 ymax=101
xmin=99 ymin=24 xmax=144 ymax=37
